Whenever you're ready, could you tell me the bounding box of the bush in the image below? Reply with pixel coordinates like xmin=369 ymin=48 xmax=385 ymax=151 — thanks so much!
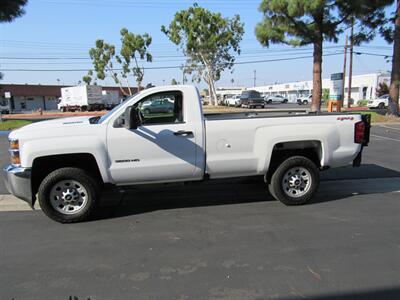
xmin=356 ymin=100 xmax=368 ymax=107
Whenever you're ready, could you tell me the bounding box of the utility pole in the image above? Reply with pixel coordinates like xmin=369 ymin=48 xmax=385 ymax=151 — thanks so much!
xmin=348 ymin=19 xmax=354 ymax=108
xmin=253 ymin=70 xmax=256 ymax=87
xmin=341 ymin=34 xmax=348 ymax=109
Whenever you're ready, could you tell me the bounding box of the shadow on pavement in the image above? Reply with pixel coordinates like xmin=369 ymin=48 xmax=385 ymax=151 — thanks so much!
xmin=93 ymin=164 xmax=400 ymax=221
xmin=282 ymin=286 xmax=400 ymax=300
xmin=320 ymin=164 xmax=400 ymax=181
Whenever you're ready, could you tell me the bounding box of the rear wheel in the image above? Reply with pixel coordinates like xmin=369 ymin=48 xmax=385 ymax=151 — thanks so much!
xmin=268 ymin=156 xmax=319 ymax=205
xmin=38 ymin=167 xmax=100 ymax=223
xmin=378 ymin=102 xmax=385 ymax=109
xmin=303 ymin=100 xmax=309 ymax=105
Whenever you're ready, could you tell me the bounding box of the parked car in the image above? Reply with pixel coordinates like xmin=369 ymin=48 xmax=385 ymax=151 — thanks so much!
xmin=367 ymin=94 xmax=389 ymax=109
xmin=141 ymin=98 xmax=174 ymax=114
xmin=4 ymin=85 xmax=370 ymax=223
xmin=239 ymin=90 xmax=265 ymax=108
xmin=297 ymin=95 xmax=312 ymax=105
xmin=265 ymin=94 xmax=289 ymax=104
xmin=224 ymin=94 xmax=241 ymax=107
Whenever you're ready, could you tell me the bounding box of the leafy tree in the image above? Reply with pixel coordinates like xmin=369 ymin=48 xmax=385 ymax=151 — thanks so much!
xmin=0 ymin=0 xmax=28 ymax=80
xmin=82 ymin=70 xmax=93 ymax=85
xmin=256 ymin=0 xmax=391 ymax=112
xmin=322 ymin=88 xmax=330 ymax=101
xmin=85 ymin=29 xmax=152 ymax=96
xmin=376 ymin=81 xmax=390 ymax=97
xmin=380 ymin=0 xmax=400 ymax=117
xmin=117 ymin=28 xmax=152 ymax=92
xmin=171 ymin=78 xmax=179 ymax=85
xmin=85 ymin=40 xmax=127 ymax=94
xmin=162 ymin=4 xmax=244 ymax=105
xmin=0 ymin=0 xmax=27 ymax=22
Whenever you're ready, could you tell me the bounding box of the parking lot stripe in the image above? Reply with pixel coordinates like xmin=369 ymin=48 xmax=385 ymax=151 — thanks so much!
xmin=377 ymin=125 xmax=400 ymax=131
xmin=370 ymin=134 xmax=400 ymax=142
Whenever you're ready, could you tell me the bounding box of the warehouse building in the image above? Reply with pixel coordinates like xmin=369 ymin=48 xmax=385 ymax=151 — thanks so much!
xmin=217 ymin=72 xmax=391 ymax=105
xmin=0 ymin=84 xmax=131 ymax=112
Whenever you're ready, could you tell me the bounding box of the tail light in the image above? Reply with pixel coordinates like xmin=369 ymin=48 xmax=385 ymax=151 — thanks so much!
xmin=354 ymin=121 xmax=365 ymax=144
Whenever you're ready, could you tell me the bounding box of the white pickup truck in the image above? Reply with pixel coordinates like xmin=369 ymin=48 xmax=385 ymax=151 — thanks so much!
xmin=4 ymin=85 xmax=370 ymax=223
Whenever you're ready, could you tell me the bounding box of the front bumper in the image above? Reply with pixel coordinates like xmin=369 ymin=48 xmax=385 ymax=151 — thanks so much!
xmin=3 ymin=165 xmax=33 ymax=206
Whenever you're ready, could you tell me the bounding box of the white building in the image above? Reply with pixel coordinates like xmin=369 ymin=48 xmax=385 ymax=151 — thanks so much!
xmin=0 ymin=84 xmax=130 ymax=112
xmin=217 ymin=72 xmax=390 ymax=105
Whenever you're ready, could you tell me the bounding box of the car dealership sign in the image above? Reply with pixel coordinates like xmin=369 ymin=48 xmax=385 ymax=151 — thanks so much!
xmin=330 ymin=73 xmax=343 ymax=100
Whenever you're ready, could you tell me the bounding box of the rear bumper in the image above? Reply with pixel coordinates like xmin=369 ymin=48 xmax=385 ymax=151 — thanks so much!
xmin=3 ymin=165 xmax=33 ymax=206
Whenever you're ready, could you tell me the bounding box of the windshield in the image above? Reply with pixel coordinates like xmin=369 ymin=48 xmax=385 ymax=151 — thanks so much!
xmin=97 ymin=91 xmax=149 ymax=123
xmin=97 ymin=101 xmax=125 ymax=124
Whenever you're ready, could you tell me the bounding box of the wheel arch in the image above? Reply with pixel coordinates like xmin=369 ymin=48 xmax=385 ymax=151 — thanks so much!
xmin=31 ymin=153 xmax=104 ymax=204
xmin=265 ymin=140 xmax=323 ymax=183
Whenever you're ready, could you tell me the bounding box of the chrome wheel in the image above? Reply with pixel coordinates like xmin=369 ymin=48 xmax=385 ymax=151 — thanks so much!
xmin=282 ymin=167 xmax=312 ymax=198
xmin=50 ymin=180 xmax=88 ymax=215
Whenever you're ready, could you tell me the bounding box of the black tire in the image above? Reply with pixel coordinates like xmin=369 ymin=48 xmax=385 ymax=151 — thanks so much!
xmin=282 ymin=99 xmax=288 ymax=104
xmin=38 ymin=167 xmax=101 ymax=223
xmin=268 ymin=156 xmax=319 ymax=206
xmin=378 ymin=102 xmax=385 ymax=109
xmin=303 ymin=100 xmax=308 ymax=105
xmin=144 ymin=108 xmax=150 ymax=114
xmin=268 ymin=100 xmax=272 ymax=104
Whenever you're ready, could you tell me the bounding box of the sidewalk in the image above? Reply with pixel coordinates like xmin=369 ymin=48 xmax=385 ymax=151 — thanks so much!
xmin=0 ymin=194 xmax=39 ymax=211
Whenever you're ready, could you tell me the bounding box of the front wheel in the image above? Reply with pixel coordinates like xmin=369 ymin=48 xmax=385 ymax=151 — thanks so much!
xmin=268 ymin=156 xmax=319 ymax=205
xmin=378 ymin=102 xmax=385 ymax=109
xmin=38 ymin=167 xmax=101 ymax=223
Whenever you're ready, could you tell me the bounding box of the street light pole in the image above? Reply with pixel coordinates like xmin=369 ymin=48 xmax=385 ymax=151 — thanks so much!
xmin=348 ymin=20 xmax=354 ymax=107
xmin=341 ymin=34 xmax=348 ymax=109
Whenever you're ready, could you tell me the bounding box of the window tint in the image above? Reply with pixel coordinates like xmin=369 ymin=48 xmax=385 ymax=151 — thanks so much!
xmin=135 ymin=91 xmax=183 ymax=125
xmin=241 ymin=91 xmax=250 ymax=99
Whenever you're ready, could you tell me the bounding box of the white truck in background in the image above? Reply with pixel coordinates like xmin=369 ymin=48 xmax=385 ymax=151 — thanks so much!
xmin=58 ymin=85 xmax=104 ymax=112
xmin=102 ymin=90 xmax=121 ymax=109
xmin=4 ymin=85 xmax=371 ymax=223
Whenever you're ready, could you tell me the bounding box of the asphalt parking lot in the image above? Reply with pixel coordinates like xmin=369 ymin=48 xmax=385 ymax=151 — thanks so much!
xmin=0 ymin=123 xmax=400 ymax=299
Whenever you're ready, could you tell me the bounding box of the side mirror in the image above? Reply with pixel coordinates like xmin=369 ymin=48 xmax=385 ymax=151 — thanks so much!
xmin=124 ymin=106 xmax=140 ymax=130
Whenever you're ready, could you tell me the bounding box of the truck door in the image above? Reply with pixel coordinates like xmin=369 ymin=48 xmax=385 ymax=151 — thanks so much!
xmin=107 ymin=90 xmax=199 ymax=184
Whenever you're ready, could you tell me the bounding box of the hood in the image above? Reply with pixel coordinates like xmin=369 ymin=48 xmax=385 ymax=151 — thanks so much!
xmin=9 ymin=116 xmax=97 ymax=140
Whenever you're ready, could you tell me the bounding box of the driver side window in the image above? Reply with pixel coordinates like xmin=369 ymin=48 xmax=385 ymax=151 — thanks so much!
xmin=135 ymin=91 xmax=183 ymax=125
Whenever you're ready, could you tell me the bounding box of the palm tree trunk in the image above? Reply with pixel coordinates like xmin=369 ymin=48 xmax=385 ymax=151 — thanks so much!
xmin=311 ymin=38 xmax=323 ymax=112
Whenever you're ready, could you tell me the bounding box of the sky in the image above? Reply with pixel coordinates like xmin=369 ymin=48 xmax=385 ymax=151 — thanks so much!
xmin=0 ymin=0 xmax=395 ymax=89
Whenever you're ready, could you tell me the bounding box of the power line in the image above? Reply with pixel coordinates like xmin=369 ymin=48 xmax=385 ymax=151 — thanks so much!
xmin=354 ymin=51 xmax=393 ymax=58
xmin=0 ymin=46 xmax=345 ymax=60
xmin=0 ymin=52 xmax=343 ymax=72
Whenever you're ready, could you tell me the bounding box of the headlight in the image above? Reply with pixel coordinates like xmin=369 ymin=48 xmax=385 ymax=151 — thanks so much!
xmin=9 ymin=139 xmax=19 ymax=150
xmin=9 ymin=139 xmax=21 ymax=166
xmin=10 ymin=150 xmax=21 ymax=166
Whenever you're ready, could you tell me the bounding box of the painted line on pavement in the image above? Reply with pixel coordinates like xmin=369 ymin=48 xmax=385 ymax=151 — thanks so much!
xmin=377 ymin=124 xmax=400 ymax=131
xmin=370 ymin=134 xmax=400 ymax=142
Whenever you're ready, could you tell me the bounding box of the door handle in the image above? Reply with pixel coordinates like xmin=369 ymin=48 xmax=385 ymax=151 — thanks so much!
xmin=173 ymin=130 xmax=193 ymax=136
